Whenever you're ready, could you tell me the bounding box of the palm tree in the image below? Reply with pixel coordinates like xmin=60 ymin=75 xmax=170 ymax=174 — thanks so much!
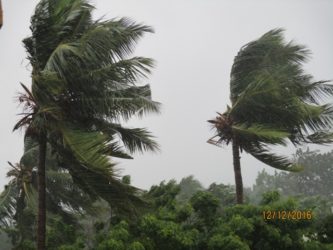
xmin=208 ymin=29 xmax=333 ymax=204
xmin=14 ymin=0 xmax=160 ymax=249
xmin=0 ymin=162 xmax=32 ymax=229
xmin=0 ymin=137 xmax=98 ymax=247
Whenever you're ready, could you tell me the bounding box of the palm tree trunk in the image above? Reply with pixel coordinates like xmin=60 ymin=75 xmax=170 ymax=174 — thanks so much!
xmin=16 ymin=189 xmax=26 ymax=245
xmin=37 ymin=132 xmax=47 ymax=250
xmin=232 ymin=136 xmax=243 ymax=204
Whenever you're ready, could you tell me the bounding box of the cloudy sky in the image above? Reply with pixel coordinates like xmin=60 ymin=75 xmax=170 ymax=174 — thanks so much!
xmin=0 ymin=0 xmax=332 ymax=190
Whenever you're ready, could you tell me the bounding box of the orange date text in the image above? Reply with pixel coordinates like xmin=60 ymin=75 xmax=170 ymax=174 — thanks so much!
xmin=262 ymin=210 xmax=313 ymax=220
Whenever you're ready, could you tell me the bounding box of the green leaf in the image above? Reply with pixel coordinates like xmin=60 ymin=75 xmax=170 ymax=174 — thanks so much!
xmin=243 ymin=143 xmax=303 ymax=172
xmin=232 ymin=124 xmax=289 ymax=145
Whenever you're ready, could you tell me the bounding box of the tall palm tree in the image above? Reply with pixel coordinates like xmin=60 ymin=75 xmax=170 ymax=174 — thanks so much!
xmin=208 ymin=29 xmax=333 ymax=204
xmin=14 ymin=0 xmax=160 ymax=249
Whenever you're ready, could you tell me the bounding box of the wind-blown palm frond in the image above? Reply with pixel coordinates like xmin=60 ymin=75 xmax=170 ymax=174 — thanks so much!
xmin=60 ymin=127 xmax=114 ymax=174
xmin=231 ymin=124 xmax=289 ymax=145
xmin=79 ymin=18 xmax=153 ymax=63
xmin=215 ymin=28 xmax=333 ymax=155
xmin=67 ymin=163 xmax=146 ymax=216
xmin=74 ymin=84 xmax=160 ymax=121
xmin=228 ymin=29 xmax=333 ymax=140
xmin=23 ymin=0 xmax=94 ymax=70
xmin=105 ymin=125 xmax=160 ymax=154
xmin=76 ymin=118 xmax=159 ymax=157
xmin=102 ymin=142 xmax=133 ymax=160
xmin=0 ymin=161 xmax=34 ymax=230
xmin=230 ymin=28 xmax=310 ymax=103
xmin=305 ymin=131 xmax=333 ymax=144
xmin=242 ymin=142 xmax=303 ymax=172
xmin=0 ymin=184 xmax=18 ymax=227
xmin=81 ymin=57 xmax=155 ymax=85
xmin=208 ymin=28 xmax=333 ymax=203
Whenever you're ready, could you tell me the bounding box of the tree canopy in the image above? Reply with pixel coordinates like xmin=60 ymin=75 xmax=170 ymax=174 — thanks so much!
xmin=208 ymin=28 xmax=333 ymax=203
xmin=12 ymin=0 xmax=160 ymax=248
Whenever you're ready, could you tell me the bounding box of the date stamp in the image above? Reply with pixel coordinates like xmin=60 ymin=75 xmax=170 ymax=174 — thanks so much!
xmin=262 ymin=210 xmax=313 ymax=220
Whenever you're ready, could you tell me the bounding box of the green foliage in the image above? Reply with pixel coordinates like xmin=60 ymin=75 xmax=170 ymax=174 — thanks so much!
xmin=8 ymin=0 xmax=160 ymax=247
xmin=97 ymin=239 xmax=125 ymax=250
xmin=176 ymin=176 xmax=203 ymax=203
xmin=3 ymin=175 xmax=324 ymax=249
xmin=190 ymin=191 xmax=219 ymax=227
xmin=147 ymin=180 xmax=180 ymax=209
xmin=228 ymin=215 xmax=254 ymax=238
xmin=128 ymin=241 xmax=145 ymax=250
xmin=260 ymin=191 xmax=281 ymax=205
xmin=317 ymin=214 xmax=333 ymax=244
xmin=139 ymin=214 xmax=199 ymax=249
xmin=251 ymin=149 xmax=333 ymax=217
xmin=47 ymin=217 xmax=80 ymax=250
xmin=92 ymin=177 xmax=331 ymax=250
xmin=16 ymin=240 xmax=35 ymax=250
xmin=122 ymin=175 xmax=131 ymax=185
xmin=208 ymin=29 xmax=333 ymax=207
xmin=207 ymin=183 xmax=236 ymax=207
xmin=3 ymin=151 xmax=332 ymax=250
xmin=208 ymin=234 xmax=250 ymax=250
xmin=14 ymin=0 xmax=160 ymax=219
xmin=0 ymin=140 xmax=101 ymax=246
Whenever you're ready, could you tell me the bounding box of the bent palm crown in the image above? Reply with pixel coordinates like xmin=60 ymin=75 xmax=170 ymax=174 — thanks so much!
xmin=209 ymin=29 xmax=333 ymax=171
xmin=15 ymin=0 xmax=160 ymax=213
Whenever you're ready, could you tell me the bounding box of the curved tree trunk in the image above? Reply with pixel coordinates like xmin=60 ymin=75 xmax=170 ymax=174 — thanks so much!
xmin=37 ymin=132 xmax=47 ymax=250
xmin=232 ymin=136 xmax=243 ymax=204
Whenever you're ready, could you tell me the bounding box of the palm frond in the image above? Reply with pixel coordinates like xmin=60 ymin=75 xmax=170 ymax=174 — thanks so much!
xmin=0 ymin=184 xmax=18 ymax=227
xmin=60 ymin=127 xmax=114 ymax=174
xmin=80 ymin=17 xmax=153 ymax=64
xmin=303 ymin=80 xmax=333 ymax=104
xmin=111 ymin=126 xmax=160 ymax=154
xmin=102 ymin=142 xmax=133 ymax=159
xmin=66 ymin=159 xmax=146 ymax=216
xmin=44 ymin=42 xmax=82 ymax=79
xmin=81 ymin=57 xmax=155 ymax=85
xmin=230 ymin=28 xmax=310 ymax=103
xmin=24 ymin=0 xmax=93 ymax=69
xmin=232 ymin=124 xmax=289 ymax=145
xmin=305 ymin=131 xmax=333 ymax=144
xmin=81 ymin=118 xmax=159 ymax=156
xmin=19 ymin=0 xmax=158 ymax=220
xmin=45 ymin=169 xmax=96 ymax=214
xmin=243 ymin=143 xmax=302 ymax=172
xmin=73 ymin=84 xmax=161 ymax=121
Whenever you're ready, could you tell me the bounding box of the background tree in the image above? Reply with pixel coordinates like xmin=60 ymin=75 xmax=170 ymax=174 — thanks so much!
xmin=94 ymin=178 xmax=333 ymax=250
xmin=208 ymin=29 xmax=333 ymax=204
xmin=207 ymin=183 xmax=236 ymax=207
xmin=176 ymin=175 xmax=204 ymax=203
xmin=251 ymin=149 xmax=333 ymax=200
xmin=15 ymin=0 xmax=160 ymax=248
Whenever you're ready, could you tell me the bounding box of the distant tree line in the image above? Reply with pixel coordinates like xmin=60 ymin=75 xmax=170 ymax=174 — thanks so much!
xmin=1 ymin=149 xmax=332 ymax=249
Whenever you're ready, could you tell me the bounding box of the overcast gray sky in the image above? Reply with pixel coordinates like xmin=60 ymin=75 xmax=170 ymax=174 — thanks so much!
xmin=1 ymin=0 xmax=333 ymax=190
